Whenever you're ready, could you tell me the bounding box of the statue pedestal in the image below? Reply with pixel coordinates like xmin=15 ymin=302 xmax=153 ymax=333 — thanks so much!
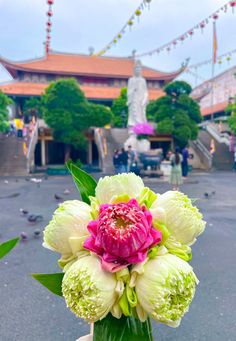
xmin=136 ymin=139 xmax=151 ymax=153
xmin=124 ymin=134 xmax=150 ymax=153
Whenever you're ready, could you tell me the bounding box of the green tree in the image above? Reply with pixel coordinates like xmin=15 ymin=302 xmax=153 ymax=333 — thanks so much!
xmin=0 ymin=91 xmax=12 ymax=133
xmin=226 ymin=98 xmax=236 ymax=135
xmin=111 ymin=88 xmax=128 ymax=127
xmin=43 ymin=78 xmax=112 ymax=160
xmin=147 ymin=81 xmax=202 ymax=148
xmin=24 ymin=97 xmax=43 ymax=118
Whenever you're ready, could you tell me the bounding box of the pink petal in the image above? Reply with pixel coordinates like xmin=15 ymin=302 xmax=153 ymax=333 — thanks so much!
xmin=101 ymin=258 xmax=128 ymax=273
xmin=83 ymin=237 xmax=103 ymax=255
xmin=87 ymin=220 xmax=98 ymax=237
xmin=126 ymin=251 xmax=147 ymax=263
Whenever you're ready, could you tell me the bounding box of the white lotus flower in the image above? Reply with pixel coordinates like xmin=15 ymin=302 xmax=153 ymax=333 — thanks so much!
xmin=43 ymin=200 xmax=92 ymax=264
xmin=132 ymin=253 xmax=199 ymax=327
xmin=95 ymin=173 xmax=144 ymax=204
xmin=150 ymin=191 xmax=206 ymax=246
xmin=62 ymin=255 xmax=119 ymax=322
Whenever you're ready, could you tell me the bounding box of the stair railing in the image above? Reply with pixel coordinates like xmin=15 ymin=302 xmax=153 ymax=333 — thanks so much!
xmin=190 ymin=139 xmax=213 ymax=169
xmin=94 ymin=128 xmax=106 ymax=171
xmin=26 ymin=121 xmax=39 ymax=173
xmin=205 ymin=122 xmax=230 ymax=147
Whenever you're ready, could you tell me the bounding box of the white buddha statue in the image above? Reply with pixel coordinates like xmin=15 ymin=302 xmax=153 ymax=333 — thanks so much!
xmin=127 ymin=60 xmax=149 ymax=128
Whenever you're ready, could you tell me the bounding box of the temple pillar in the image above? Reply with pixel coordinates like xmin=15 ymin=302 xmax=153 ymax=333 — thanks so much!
xmin=41 ymin=139 xmax=46 ymax=166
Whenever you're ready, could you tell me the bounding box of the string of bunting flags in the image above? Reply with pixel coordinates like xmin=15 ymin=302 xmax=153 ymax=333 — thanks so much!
xmin=93 ymin=0 xmax=152 ymax=57
xmin=183 ymin=48 xmax=236 ymax=86
xmin=135 ymin=0 xmax=236 ymax=58
xmin=45 ymin=0 xmax=55 ymax=55
xmin=188 ymin=48 xmax=236 ymax=69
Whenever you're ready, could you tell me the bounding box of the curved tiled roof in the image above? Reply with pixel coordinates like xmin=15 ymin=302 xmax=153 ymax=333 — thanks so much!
xmin=0 ymin=81 xmax=165 ymax=101
xmin=201 ymin=101 xmax=228 ymax=117
xmin=0 ymin=52 xmax=183 ymax=81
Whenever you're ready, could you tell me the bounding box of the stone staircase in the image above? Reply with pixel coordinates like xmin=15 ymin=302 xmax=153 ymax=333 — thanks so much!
xmin=198 ymin=129 xmax=234 ymax=170
xmin=95 ymin=128 xmax=129 ymax=174
xmin=0 ymin=135 xmax=28 ymax=176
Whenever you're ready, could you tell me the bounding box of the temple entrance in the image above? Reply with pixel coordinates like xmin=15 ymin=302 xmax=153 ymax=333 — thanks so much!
xmin=47 ymin=141 xmax=65 ymax=164
xmin=150 ymin=135 xmax=173 ymax=158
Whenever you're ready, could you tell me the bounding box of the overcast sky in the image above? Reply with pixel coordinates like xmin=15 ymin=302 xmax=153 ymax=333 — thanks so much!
xmin=0 ymin=0 xmax=235 ymax=87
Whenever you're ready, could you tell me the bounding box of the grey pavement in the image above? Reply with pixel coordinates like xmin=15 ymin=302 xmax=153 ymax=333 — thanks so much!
xmin=0 ymin=171 xmax=236 ymax=341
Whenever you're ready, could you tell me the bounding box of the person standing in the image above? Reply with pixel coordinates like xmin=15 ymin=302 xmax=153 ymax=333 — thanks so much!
xmin=120 ymin=148 xmax=129 ymax=173
xmin=170 ymin=147 xmax=183 ymax=191
xmin=113 ymin=149 xmax=120 ymax=174
xmin=127 ymin=145 xmax=135 ymax=171
xmin=182 ymin=146 xmax=189 ymax=178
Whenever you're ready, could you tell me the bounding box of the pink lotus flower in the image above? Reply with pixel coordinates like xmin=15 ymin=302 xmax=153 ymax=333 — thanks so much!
xmin=84 ymin=199 xmax=162 ymax=272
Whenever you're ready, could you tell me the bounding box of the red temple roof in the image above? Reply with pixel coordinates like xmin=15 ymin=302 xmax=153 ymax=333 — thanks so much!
xmin=201 ymin=101 xmax=228 ymax=117
xmin=0 ymin=81 xmax=165 ymax=101
xmin=0 ymin=52 xmax=184 ymax=81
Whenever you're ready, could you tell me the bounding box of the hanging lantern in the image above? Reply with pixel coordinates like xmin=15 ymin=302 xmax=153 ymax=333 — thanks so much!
xmin=230 ymin=1 xmax=236 ymax=13
xmin=46 ymin=27 xmax=51 ymax=33
xmin=47 ymin=0 xmax=54 ymax=5
xmin=167 ymin=47 xmax=171 ymax=53
xmin=47 ymin=10 xmax=53 ymax=17
xmin=135 ymin=9 xmax=142 ymax=22
xmin=226 ymin=55 xmax=231 ymax=63
xmin=218 ymin=59 xmax=222 ymax=65
xmin=127 ymin=19 xmax=134 ymax=29
xmin=189 ymin=30 xmax=194 ymax=38
xmin=113 ymin=38 xmax=117 ymax=44
xmin=180 ymin=35 xmax=185 ymax=43
xmin=145 ymin=0 xmax=152 ymax=10
xmin=200 ymin=21 xmax=205 ymax=33
xmin=173 ymin=40 xmax=177 ymax=48
xmin=47 ymin=21 xmax=52 ymax=27
xmin=45 ymin=41 xmax=50 ymax=54
xmin=117 ymin=33 xmax=122 ymax=39
xmin=212 ymin=13 xmax=219 ymax=20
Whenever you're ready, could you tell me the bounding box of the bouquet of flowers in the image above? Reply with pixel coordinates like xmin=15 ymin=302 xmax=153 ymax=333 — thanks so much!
xmin=33 ymin=162 xmax=205 ymax=341
xmin=132 ymin=123 xmax=154 ymax=140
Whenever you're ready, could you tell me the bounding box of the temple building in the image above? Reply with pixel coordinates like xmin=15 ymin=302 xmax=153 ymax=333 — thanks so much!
xmin=0 ymin=51 xmax=184 ymax=113
xmin=192 ymin=65 xmax=236 ymax=120
xmin=0 ymin=51 xmax=184 ymax=169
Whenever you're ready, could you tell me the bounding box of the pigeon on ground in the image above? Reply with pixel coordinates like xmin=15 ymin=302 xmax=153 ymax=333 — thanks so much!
xmin=54 ymin=194 xmax=63 ymax=201
xmin=204 ymin=191 xmax=216 ymax=199
xmin=21 ymin=232 xmax=28 ymax=240
xmin=34 ymin=229 xmax=41 ymax=238
xmin=20 ymin=208 xmax=29 ymax=216
xmin=63 ymin=189 xmax=71 ymax=195
xmin=28 ymin=215 xmax=43 ymax=223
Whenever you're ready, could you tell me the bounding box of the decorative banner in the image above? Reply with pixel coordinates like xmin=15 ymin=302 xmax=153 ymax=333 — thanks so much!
xmin=94 ymin=0 xmax=153 ymax=57
xmin=136 ymin=0 xmax=234 ymax=58
xmin=45 ymin=0 xmax=55 ymax=55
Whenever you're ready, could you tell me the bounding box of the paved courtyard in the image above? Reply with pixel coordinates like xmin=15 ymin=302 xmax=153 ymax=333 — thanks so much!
xmin=0 ymin=171 xmax=236 ymax=341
